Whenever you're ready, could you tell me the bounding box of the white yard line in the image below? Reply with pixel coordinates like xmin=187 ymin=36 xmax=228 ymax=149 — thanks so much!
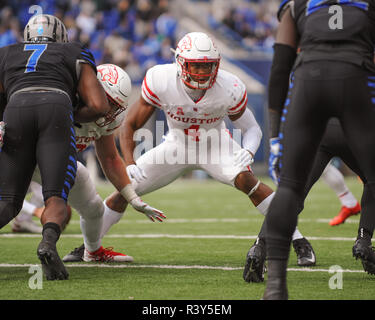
xmin=0 ymin=263 xmax=365 ymax=273
xmin=64 ymin=217 xmax=359 ymax=225
xmin=0 ymin=233 xmax=357 ymax=241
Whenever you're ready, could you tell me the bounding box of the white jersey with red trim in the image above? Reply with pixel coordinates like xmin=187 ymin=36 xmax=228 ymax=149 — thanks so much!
xmin=142 ymin=63 xmax=248 ymax=139
xmin=74 ymin=112 xmax=125 ymax=152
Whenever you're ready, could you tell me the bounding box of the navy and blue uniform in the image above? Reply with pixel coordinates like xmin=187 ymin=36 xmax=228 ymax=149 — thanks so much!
xmin=0 ymin=41 xmax=96 ymax=228
xmin=265 ymin=0 xmax=375 ymax=261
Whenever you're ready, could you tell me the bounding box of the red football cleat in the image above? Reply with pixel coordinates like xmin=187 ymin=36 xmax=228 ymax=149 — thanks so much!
xmin=83 ymin=246 xmax=134 ymax=263
xmin=329 ymin=202 xmax=361 ymax=226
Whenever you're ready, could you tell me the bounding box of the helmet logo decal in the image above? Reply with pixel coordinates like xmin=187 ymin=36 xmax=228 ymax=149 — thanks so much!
xmin=37 ymin=25 xmax=44 ymax=35
xmin=179 ymin=35 xmax=192 ymax=52
xmin=99 ymin=65 xmax=119 ymax=85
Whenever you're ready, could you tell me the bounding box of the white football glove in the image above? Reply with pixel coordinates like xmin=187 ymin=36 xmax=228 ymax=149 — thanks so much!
xmin=233 ymin=149 xmax=254 ymax=168
xmin=130 ymin=197 xmax=166 ymax=222
xmin=0 ymin=121 xmax=5 ymax=150
xmin=126 ymin=164 xmax=147 ymax=183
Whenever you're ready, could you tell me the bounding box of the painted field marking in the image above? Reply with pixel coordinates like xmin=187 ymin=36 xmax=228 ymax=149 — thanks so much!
xmin=0 ymin=263 xmax=366 ymax=273
xmin=0 ymin=233 xmax=357 ymax=241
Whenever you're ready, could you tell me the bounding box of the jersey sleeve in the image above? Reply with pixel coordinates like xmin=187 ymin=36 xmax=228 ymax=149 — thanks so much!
xmin=227 ymin=76 xmax=248 ymax=117
xmin=77 ymin=44 xmax=97 ymax=74
xmin=277 ymin=0 xmax=295 ymax=21
xmin=141 ymin=66 xmax=163 ymax=109
xmin=67 ymin=42 xmax=97 ymax=74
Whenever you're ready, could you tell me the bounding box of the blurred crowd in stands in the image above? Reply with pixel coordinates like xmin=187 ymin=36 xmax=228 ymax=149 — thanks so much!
xmin=0 ymin=0 xmax=178 ymax=84
xmin=208 ymin=0 xmax=278 ymax=52
xmin=0 ymin=0 xmax=279 ymax=83
xmin=0 ymin=0 xmax=278 ymax=180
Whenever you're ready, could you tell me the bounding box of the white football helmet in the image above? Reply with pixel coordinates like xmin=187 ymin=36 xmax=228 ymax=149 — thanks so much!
xmin=96 ymin=64 xmax=132 ymax=127
xmin=24 ymin=14 xmax=68 ymax=43
xmin=174 ymin=32 xmax=220 ymax=90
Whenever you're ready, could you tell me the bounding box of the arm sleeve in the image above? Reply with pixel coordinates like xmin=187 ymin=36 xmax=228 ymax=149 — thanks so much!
xmin=70 ymin=43 xmax=97 ymax=80
xmin=141 ymin=67 xmax=163 ymax=109
xmin=227 ymin=77 xmax=248 ymax=116
xmin=268 ymin=43 xmax=297 ymax=138
xmin=232 ymin=107 xmax=263 ymax=156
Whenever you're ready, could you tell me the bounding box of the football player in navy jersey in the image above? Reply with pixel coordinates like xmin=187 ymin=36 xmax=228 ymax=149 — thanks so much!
xmin=263 ymin=0 xmax=375 ymax=299
xmin=0 ymin=14 xmax=111 ymax=280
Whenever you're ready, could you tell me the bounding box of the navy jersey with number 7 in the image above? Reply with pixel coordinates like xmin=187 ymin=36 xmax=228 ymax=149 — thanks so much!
xmin=0 ymin=41 xmax=97 ymax=104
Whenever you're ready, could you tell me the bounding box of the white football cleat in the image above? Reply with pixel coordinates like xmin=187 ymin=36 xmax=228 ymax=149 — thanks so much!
xmin=83 ymin=246 xmax=134 ymax=263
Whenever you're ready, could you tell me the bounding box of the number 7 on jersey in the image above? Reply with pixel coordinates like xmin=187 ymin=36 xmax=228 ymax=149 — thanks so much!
xmin=24 ymin=44 xmax=48 ymax=73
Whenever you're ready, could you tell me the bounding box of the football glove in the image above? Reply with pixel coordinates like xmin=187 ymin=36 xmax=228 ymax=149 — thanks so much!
xmin=126 ymin=164 xmax=147 ymax=183
xmin=130 ymin=197 xmax=166 ymax=222
xmin=233 ymin=149 xmax=254 ymax=168
xmin=0 ymin=121 xmax=5 ymax=150
xmin=269 ymin=137 xmax=282 ymax=185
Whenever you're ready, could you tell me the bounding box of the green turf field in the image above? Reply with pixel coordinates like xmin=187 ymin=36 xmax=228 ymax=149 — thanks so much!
xmin=0 ymin=176 xmax=374 ymax=300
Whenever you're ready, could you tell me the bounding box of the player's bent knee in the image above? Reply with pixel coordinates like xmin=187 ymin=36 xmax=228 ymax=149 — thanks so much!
xmin=0 ymin=200 xmax=22 ymax=229
xmin=76 ymin=195 xmax=104 ymax=220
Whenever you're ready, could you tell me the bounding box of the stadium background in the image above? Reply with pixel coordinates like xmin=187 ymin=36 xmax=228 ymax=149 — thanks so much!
xmin=0 ymin=0 xmax=372 ymax=302
xmin=0 ymin=0 xmax=280 ymax=182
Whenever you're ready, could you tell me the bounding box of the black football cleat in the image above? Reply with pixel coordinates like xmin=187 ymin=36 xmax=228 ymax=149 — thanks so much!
xmin=62 ymin=244 xmax=85 ymax=262
xmin=352 ymin=238 xmax=375 ymax=275
xmin=292 ymin=237 xmax=316 ymax=267
xmin=37 ymin=240 xmax=69 ymax=280
xmin=243 ymin=238 xmax=266 ymax=283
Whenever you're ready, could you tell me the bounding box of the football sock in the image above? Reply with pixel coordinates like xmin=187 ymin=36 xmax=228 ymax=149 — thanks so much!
xmin=17 ymin=201 xmax=37 ymax=222
xmin=100 ymin=200 xmax=124 ymax=239
xmin=339 ymin=191 xmax=358 ymax=208
xmin=80 ymin=210 xmax=103 ymax=253
xmin=322 ymin=164 xmax=358 ymax=208
xmin=256 ymin=192 xmax=275 ymax=216
xmin=42 ymin=222 xmax=61 ymax=244
xmin=291 ymin=228 xmax=304 ymax=241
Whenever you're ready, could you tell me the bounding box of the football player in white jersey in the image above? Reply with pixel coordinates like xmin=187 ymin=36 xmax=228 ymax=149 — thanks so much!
xmin=61 ymin=33 xmax=316 ymax=280
xmin=14 ymin=64 xmax=165 ymax=263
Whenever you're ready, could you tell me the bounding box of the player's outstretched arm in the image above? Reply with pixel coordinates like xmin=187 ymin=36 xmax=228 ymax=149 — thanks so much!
xmin=120 ymin=96 xmax=156 ymax=167
xmin=229 ymin=106 xmax=262 ymax=169
xmin=95 ymin=132 xmax=166 ymax=222
xmin=75 ymin=64 xmax=111 ymax=123
xmin=95 ymin=133 xmax=132 ymax=190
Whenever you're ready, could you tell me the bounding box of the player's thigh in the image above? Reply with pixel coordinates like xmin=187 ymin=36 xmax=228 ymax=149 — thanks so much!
xmin=36 ymin=99 xmax=76 ymax=201
xmin=340 ymin=75 xmax=375 ymax=184
xmin=68 ymin=161 xmax=103 ymax=219
xmin=278 ymin=78 xmax=329 ymax=191
xmin=134 ymin=141 xmax=192 ymax=196
xmin=0 ymin=105 xmax=37 ymax=203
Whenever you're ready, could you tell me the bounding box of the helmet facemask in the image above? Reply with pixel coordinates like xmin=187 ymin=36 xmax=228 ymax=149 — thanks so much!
xmin=95 ymin=63 xmax=132 ymax=127
xmin=177 ymin=57 xmax=220 ymax=90
xmin=95 ymin=93 xmax=127 ymax=128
